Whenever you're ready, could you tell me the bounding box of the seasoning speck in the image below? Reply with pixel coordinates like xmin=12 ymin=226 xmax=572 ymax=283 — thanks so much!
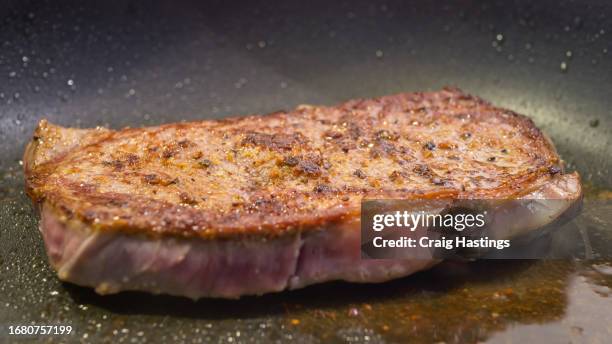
xmin=198 ymin=159 xmax=213 ymax=168
xmin=354 ymin=169 xmax=367 ymax=179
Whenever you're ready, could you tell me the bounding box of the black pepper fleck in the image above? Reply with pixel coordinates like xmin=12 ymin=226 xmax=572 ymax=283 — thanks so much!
xmin=282 ymin=156 xmax=299 ymax=167
xmin=353 ymin=169 xmax=367 ymax=179
xmin=314 ymin=184 xmax=332 ymax=193
xmin=423 ymin=142 xmax=436 ymax=150
xmin=549 ymin=166 xmax=562 ymax=175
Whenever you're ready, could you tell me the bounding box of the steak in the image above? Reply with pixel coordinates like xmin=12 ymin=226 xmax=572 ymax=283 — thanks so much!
xmin=24 ymin=88 xmax=582 ymax=299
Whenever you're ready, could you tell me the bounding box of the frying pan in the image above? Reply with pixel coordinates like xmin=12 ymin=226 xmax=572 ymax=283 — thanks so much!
xmin=0 ymin=0 xmax=611 ymax=343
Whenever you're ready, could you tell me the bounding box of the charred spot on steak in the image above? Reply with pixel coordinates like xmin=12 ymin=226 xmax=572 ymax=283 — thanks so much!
xmin=143 ymin=174 xmax=178 ymax=186
xmin=241 ymin=132 xmax=306 ymax=151
xmin=281 ymin=156 xmax=299 ymax=167
xmin=280 ymin=155 xmax=323 ymax=177
xmin=413 ymin=164 xmax=432 ymax=177
xmin=125 ymin=154 xmax=139 ymax=166
xmin=162 ymin=148 xmax=176 ymax=159
xmin=103 ymin=159 xmax=124 ymax=171
xmin=389 ymin=170 xmax=405 ymax=182
xmin=296 ymin=160 xmax=321 ymax=177
xmin=353 ymin=169 xmax=367 ymax=179
xmin=314 ymin=184 xmax=333 ymax=193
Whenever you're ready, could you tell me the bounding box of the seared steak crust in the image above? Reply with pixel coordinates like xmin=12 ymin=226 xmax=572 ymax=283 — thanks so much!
xmin=25 ymin=88 xmax=565 ymax=239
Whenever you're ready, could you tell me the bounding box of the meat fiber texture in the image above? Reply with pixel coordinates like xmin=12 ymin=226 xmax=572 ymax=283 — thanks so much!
xmin=24 ymin=88 xmax=582 ymax=298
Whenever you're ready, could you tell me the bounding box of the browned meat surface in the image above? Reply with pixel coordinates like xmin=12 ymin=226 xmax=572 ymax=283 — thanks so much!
xmin=24 ymin=87 xmax=582 ymax=298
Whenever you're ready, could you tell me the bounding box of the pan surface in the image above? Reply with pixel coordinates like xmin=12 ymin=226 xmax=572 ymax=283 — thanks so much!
xmin=0 ymin=0 xmax=611 ymax=343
